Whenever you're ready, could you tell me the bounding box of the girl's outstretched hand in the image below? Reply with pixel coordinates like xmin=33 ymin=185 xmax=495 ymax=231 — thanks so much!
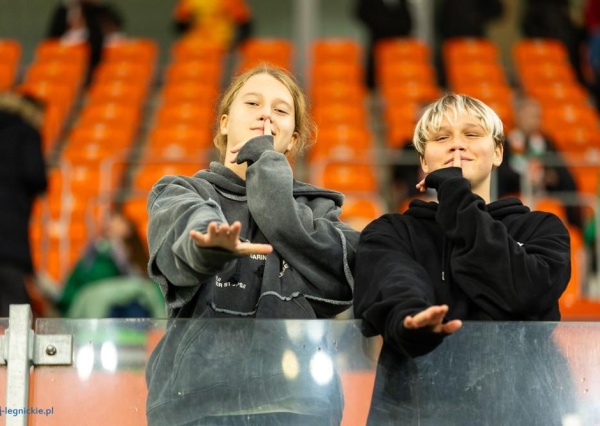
xmin=190 ymin=221 xmax=273 ymax=255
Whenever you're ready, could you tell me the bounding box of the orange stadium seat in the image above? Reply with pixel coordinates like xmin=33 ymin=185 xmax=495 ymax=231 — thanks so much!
xmin=24 ymin=60 xmax=86 ymax=87
xmin=154 ymin=102 xmax=217 ymax=127
xmin=375 ymin=37 xmax=430 ymax=64
xmin=518 ymin=62 xmax=577 ymax=87
xmin=447 ymin=62 xmax=507 ymax=88
xmin=237 ymin=38 xmax=293 ymax=71
xmin=514 ymin=38 xmax=569 ymax=66
xmin=0 ymin=39 xmax=21 ymax=89
xmin=77 ymin=102 xmax=142 ymax=130
xmin=310 ymin=62 xmax=363 ymax=87
xmin=145 ymin=124 xmax=214 ymax=160
xmin=163 ymin=60 xmax=222 ymax=85
xmin=66 ymin=123 xmax=135 ymax=150
xmin=340 ymin=196 xmax=384 ymax=223
xmin=314 ymin=162 xmax=378 ymax=193
xmin=0 ymin=64 xmax=15 ymax=90
xmin=34 ymin=39 xmax=89 ymax=67
xmin=542 ymin=104 xmax=599 ymax=133
xmin=102 ymin=38 xmax=158 ymax=65
xmin=0 ymin=38 xmax=21 ymax=66
xmin=525 ymin=82 xmax=590 ymax=105
xmin=312 ymin=103 xmax=368 ymax=128
xmin=131 ymin=161 xmax=206 ymax=192
xmin=160 ymin=82 xmax=220 ymax=105
xmin=454 ymin=82 xmax=513 ymax=105
xmin=378 ymin=61 xmax=436 ymax=88
xmin=170 ymin=38 xmax=226 ymax=63
xmin=86 ymin=81 xmax=148 ymax=105
xmin=443 ymin=37 xmax=499 ymax=64
xmin=380 ymin=82 xmax=441 ymax=106
xmin=550 ymin=127 xmax=600 ymax=153
xmin=92 ymin=60 xmax=154 ymax=86
xmin=312 ymin=38 xmax=362 ymax=64
xmin=309 ymin=127 xmax=374 ymax=163
xmin=310 ymin=84 xmax=367 ymax=107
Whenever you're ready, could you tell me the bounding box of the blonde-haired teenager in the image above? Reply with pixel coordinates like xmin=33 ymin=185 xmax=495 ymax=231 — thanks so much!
xmin=354 ymin=93 xmax=570 ymax=358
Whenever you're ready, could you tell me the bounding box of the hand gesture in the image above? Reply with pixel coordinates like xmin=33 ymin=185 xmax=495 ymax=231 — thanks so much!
xmin=416 ymin=150 xmax=462 ymax=193
xmin=230 ymin=119 xmax=272 ymax=163
xmin=403 ymin=304 xmax=462 ymax=335
xmin=189 ymin=221 xmax=273 ymax=255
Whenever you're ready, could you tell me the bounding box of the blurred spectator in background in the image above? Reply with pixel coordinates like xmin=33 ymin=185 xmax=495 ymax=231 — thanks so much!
xmin=55 ymin=211 xmax=163 ymax=318
xmin=434 ymin=0 xmax=504 ymax=87
xmin=496 ymin=97 xmax=583 ymax=229
xmin=0 ymin=91 xmax=48 ymax=317
xmin=355 ymin=0 xmax=413 ymax=90
xmin=97 ymin=3 xmax=127 ymax=47
xmin=521 ymin=0 xmax=587 ymax=85
xmin=47 ymin=0 xmax=125 ymax=83
xmin=173 ymin=0 xmax=253 ymax=51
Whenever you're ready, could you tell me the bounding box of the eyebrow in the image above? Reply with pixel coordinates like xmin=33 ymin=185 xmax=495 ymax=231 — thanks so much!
xmin=241 ymin=92 xmax=293 ymax=109
xmin=437 ymin=122 xmax=484 ymax=132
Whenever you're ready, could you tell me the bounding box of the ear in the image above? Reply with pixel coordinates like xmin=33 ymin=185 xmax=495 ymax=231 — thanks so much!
xmin=492 ymin=142 xmax=504 ymax=169
xmin=219 ymin=114 xmax=228 ymax=135
xmin=286 ymin=131 xmax=299 ymax=153
xmin=419 ymin=154 xmax=429 ymax=174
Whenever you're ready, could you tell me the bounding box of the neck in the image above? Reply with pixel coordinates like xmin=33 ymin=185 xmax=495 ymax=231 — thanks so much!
xmin=224 ymin=158 xmax=247 ymax=180
xmin=471 ymin=178 xmax=491 ymax=204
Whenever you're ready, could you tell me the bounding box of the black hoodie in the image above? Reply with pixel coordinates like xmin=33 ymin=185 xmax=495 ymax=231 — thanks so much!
xmin=354 ymin=167 xmax=571 ymax=358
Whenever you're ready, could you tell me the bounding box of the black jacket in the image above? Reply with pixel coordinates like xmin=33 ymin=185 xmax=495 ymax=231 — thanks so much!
xmin=354 ymin=167 xmax=570 ymax=357
xmin=0 ymin=94 xmax=47 ymax=272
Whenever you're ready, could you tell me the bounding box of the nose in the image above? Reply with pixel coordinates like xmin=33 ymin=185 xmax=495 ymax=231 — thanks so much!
xmin=450 ymin=135 xmax=466 ymax=151
xmin=258 ymin=107 xmax=271 ymax=121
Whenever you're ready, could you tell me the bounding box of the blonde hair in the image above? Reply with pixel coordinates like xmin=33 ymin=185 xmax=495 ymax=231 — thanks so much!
xmin=412 ymin=93 xmax=504 ymax=155
xmin=213 ymin=64 xmax=316 ymax=161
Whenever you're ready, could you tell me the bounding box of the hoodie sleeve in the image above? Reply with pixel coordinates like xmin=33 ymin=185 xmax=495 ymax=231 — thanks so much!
xmin=237 ymin=135 xmax=358 ymax=310
xmin=353 ymin=214 xmax=447 ymax=357
xmin=147 ymin=176 xmax=242 ymax=309
xmin=432 ymin=169 xmax=570 ymax=320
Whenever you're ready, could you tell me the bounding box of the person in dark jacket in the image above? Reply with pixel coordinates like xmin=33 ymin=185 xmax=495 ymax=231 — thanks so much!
xmin=353 ymin=93 xmax=573 ymax=424
xmin=355 ymin=0 xmax=413 ymax=89
xmin=145 ymin=65 xmax=359 ymax=425
xmin=355 ymin=92 xmax=570 ymax=356
xmin=0 ymin=91 xmax=48 ymax=317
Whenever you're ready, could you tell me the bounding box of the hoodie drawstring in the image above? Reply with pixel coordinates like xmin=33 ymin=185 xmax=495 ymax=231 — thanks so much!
xmin=441 ymin=237 xmax=446 ymax=282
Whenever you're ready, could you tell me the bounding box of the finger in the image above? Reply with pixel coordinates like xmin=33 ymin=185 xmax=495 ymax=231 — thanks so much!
xmin=218 ymin=223 xmax=230 ymax=236
xmin=416 ymin=179 xmax=427 ymax=193
xmin=237 ymin=243 xmax=273 ymax=255
xmin=206 ymin=222 xmax=219 ymax=238
xmin=228 ymin=221 xmax=242 ymax=240
xmin=441 ymin=320 xmax=462 ymax=334
xmin=453 ymin=150 xmax=462 ymax=168
xmin=263 ymin=118 xmax=272 ymax=136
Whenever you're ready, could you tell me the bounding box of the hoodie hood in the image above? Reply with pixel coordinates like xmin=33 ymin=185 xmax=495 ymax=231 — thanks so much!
xmin=0 ymin=92 xmax=44 ymax=130
xmin=197 ymin=161 xmax=346 ymax=207
xmin=404 ymin=196 xmax=529 ymax=221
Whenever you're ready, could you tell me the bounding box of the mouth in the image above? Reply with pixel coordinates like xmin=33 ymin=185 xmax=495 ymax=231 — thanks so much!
xmin=251 ymin=128 xmax=276 ymax=136
xmin=445 ymin=158 xmax=471 ymax=165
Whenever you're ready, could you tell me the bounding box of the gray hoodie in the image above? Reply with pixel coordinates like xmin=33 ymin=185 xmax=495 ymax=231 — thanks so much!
xmin=146 ymin=136 xmax=359 ymax=424
xmin=147 ymin=135 xmax=358 ymax=319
